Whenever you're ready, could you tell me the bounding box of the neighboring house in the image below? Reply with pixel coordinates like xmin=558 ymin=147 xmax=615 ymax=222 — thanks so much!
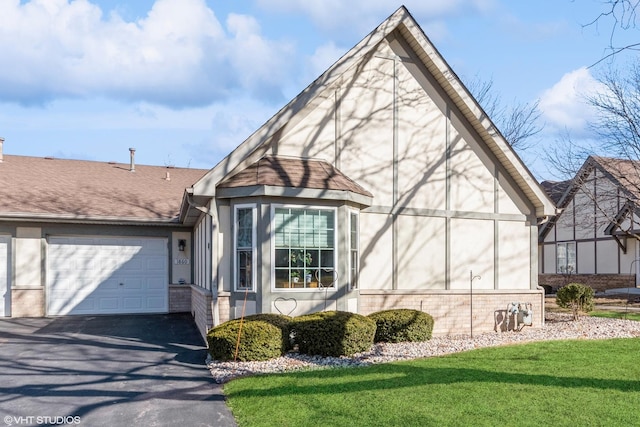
xmin=539 ymin=155 xmax=640 ymax=290
xmin=0 ymin=7 xmax=556 ymax=339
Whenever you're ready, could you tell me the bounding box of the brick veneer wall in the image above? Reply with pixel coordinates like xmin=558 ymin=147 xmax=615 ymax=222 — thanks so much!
xmin=11 ymin=288 xmax=45 ymax=317
xmin=190 ymin=285 xmax=213 ymax=342
xmin=169 ymin=285 xmax=191 ymax=313
xmin=217 ymin=293 xmax=231 ymax=324
xmin=359 ymin=289 xmax=545 ymax=336
xmin=539 ymin=274 xmax=635 ymax=292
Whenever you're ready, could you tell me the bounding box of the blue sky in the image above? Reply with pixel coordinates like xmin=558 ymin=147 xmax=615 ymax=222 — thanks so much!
xmin=1 ymin=0 xmax=637 ymax=178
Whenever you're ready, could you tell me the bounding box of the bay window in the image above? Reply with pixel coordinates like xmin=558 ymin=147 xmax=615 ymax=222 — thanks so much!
xmin=274 ymin=207 xmax=336 ymax=289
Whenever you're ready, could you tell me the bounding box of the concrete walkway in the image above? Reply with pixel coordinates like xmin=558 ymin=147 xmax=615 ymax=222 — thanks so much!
xmin=0 ymin=314 xmax=237 ymax=427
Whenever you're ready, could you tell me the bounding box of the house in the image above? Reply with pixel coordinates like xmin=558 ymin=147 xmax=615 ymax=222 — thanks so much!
xmin=540 ymin=155 xmax=640 ymax=290
xmin=0 ymin=147 xmax=208 ymax=319
xmin=0 ymin=7 xmax=555 ymax=339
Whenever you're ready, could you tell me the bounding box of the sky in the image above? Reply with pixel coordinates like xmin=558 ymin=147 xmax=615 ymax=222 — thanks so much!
xmin=1 ymin=0 xmax=639 ymax=179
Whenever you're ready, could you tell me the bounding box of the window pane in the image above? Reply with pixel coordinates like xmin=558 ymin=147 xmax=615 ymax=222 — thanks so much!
xmin=237 ymin=250 xmax=252 ymax=289
xmin=275 ymin=269 xmax=289 ymax=289
xmin=237 ymin=208 xmax=252 ymax=248
xmin=350 ymin=213 xmax=358 ymax=250
xmin=274 ymin=207 xmax=335 ymax=289
xmin=321 ymin=249 xmax=334 ymax=267
xmin=567 ymin=243 xmax=576 ymax=272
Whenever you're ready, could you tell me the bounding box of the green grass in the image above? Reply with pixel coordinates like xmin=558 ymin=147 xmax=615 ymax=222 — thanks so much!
xmin=224 ymin=339 xmax=640 ymax=427
xmin=591 ymin=310 xmax=640 ymax=321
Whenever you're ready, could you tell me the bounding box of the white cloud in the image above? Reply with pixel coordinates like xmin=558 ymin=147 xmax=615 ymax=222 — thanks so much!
xmin=256 ymin=0 xmax=496 ymax=36
xmin=303 ymin=42 xmax=346 ymax=83
xmin=539 ymin=67 xmax=603 ymax=133
xmin=0 ymin=0 xmax=293 ymax=107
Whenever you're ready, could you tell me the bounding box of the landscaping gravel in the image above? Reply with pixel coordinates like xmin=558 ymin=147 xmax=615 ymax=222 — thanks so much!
xmin=207 ymin=313 xmax=640 ymax=383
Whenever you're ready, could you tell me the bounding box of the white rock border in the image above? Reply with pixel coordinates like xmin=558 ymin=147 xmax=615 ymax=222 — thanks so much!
xmin=207 ymin=313 xmax=640 ymax=383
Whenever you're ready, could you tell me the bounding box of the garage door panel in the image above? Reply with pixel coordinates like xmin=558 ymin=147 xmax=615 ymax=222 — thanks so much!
xmin=147 ymin=259 xmax=165 ymax=271
xmin=123 ymin=298 xmax=143 ymax=310
xmin=100 ymin=298 xmax=119 ymax=310
xmin=47 ymin=236 xmax=168 ymax=315
xmin=147 ymin=278 xmax=165 ymax=290
xmin=146 ymin=297 xmax=165 ymax=310
xmin=125 ymin=279 xmax=143 ymax=290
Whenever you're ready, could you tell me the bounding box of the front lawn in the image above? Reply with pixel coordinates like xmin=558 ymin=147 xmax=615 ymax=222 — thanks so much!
xmin=224 ymin=339 xmax=640 ymax=427
xmin=591 ymin=310 xmax=640 ymax=321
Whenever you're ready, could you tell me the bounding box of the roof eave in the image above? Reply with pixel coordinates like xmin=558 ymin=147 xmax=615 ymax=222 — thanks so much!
xmin=216 ymin=185 xmax=373 ymax=207
xmin=0 ymin=212 xmax=186 ymax=227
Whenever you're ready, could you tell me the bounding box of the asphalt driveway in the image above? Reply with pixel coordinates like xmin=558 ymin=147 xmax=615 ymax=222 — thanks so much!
xmin=0 ymin=314 xmax=236 ymax=427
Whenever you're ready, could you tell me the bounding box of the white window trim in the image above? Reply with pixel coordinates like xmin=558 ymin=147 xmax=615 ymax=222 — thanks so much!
xmin=270 ymin=204 xmax=338 ymax=292
xmin=234 ymin=203 xmax=257 ymax=292
xmin=348 ymin=208 xmax=359 ymax=291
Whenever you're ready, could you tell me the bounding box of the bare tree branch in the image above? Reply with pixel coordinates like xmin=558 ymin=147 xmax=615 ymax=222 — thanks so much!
xmin=465 ymin=76 xmax=543 ymax=151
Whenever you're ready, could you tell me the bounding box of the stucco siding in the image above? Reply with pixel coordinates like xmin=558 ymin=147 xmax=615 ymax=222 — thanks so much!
xmin=555 ymin=199 xmax=575 ymax=242
xmin=15 ymin=227 xmax=42 ymax=288
xmin=396 ymin=56 xmax=447 ymax=210
xmin=574 ymin=188 xmax=595 ymax=240
xmin=276 ymin=93 xmax=337 ymax=162
xmin=620 ymin=240 xmax=636 ymax=276
xmin=450 ymin=218 xmax=494 ymax=289
xmin=596 ymin=239 xmax=619 ymax=274
xmin=359 ymin=212 xmax=393 ymax=290
xmin=497 ymin=173 xmax=530 ymax=215
xmin=498 ymin=221 xmax=530 ymax=290
xmin=339 ymin=54 xmax=395 ymax=207
xmin=448 ymin=111 xmax=496 ymax=214
xmin=577 ymin=241 xmax=595 ymax=274
xmin=396 ymin=215 xmax=446 ymax=289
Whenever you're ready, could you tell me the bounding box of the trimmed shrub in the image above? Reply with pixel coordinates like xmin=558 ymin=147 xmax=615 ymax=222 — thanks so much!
xmin=291 ymin=311 xmax=376 ymax=357
xmin=207 ymin=320 xmax=284 ymax=362
xmin=368 ymin=309 xmax=434 ymax=343
xmin=556 ymin=283 xmax=595 ymax=320
xmin=237 ymin=313 xmax=293 ymax=351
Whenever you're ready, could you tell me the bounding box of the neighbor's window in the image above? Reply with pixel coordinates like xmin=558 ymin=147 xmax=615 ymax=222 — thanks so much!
xmin=274 ymin=207 xmax=335 ymax=289
xmin=556 ymin=242 xmax=576 ymax=274
xmin=349 ymin=210 xmax=359 ymax=290
xmin=235 ymin=205 xmax=256 ymax=291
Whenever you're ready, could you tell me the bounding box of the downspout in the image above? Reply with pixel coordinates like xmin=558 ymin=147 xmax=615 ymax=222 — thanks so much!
xmin=186 ymin=191 xmax=221 ymax=328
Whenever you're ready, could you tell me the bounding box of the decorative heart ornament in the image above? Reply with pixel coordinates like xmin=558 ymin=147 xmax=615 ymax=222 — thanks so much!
xmin=315 ymin=269 xmax=339 ymax=288
xmin=274 ymin=297 xmax=298 ymax=316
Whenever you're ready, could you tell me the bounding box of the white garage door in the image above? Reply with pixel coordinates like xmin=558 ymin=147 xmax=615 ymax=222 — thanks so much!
xmin=47 ymin=236 xmax=168 ymax=315
xmin=0 ymin=236 xmax=9 ymax=317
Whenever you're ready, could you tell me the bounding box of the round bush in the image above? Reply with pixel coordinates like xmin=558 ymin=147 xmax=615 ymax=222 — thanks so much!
xmin=556 ymin=283 xmax=594 ymax=320
xmin=368 ymin=309 xmax=434 ymax=343
xmin=237 ymin=313 xmax=293 ymax=351
xmin=290 ymin=311 xmax=376 ymax=357
xmin=207 ymin=320 xmax=283 ymax=362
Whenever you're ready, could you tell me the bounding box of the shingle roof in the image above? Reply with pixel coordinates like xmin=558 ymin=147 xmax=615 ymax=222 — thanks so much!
xmin=0 ymin=155 xmax=207 ymax=223
xmin=540 ymin=180 xmax=570 ymax=205
xmin=217 ymin=156 xmax=373 ymax=197
xmin=592 ymin=156 xmax=640 ymax=200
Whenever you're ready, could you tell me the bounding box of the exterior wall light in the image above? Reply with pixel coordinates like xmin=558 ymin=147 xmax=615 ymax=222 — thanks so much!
xmin=178 ymin=239 xmax=186 ymax=252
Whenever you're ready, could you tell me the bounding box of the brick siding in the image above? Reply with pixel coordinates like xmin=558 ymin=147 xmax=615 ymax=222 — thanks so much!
xmin=539 ymin=274 xmax=635 ymax=292
xmin=190 ymin=285 xmax=213 ymax=342
xmin=168 ymin=285 xmax=191 ymax=313
xmin=359 ymin=289 xmax=544 ymax=336
xmin=11 ymin=288 xmax=45 ymax=317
